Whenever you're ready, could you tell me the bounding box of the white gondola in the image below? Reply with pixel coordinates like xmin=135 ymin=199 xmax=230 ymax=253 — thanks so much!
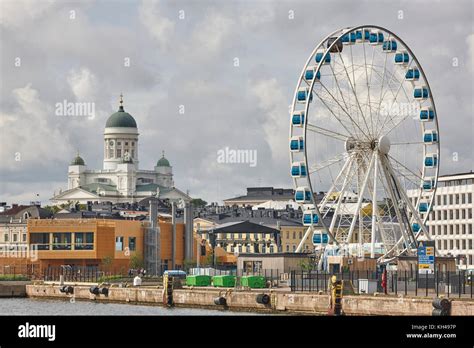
xmin=297 ymin=87 xmax=312 ymax=103
xmin=355 ymin=28 xmax=371 ymax=42
xmin=418 ymin=200 xmax=430 ymax=213
xmin=315 ymin=50 xmax=331 ymax=64
xmin=295 ymin=187 xmax=312 ymax=203
xmin=369 ymin=30 xmax=384 ymax=45
xmin=341 ymin=31 xmax=356 ymax=45
xmin=291 ymin=161 xmax=307 ymax=178
xmin=312 ymin=232 xmax=328 ymax=244
xmin=304 ymin=66 xmax=321 ymax=82
xmin=289 ymin=136 xmax=304 ymax=152
xmin=394 ymin=51 xmax=409 ymax=65
xmin=291 ymin=110 xmax=305 ymax=127
xmin=382 ymin=39 xmax=397 ymax=52
xmin=423 ymin=130 xmax=438 ymax=144
xmin=424 ymin=153 xmax=438 ymax=168
xmin=405 ymin=67 xmax=420 ymax=81
xmin=303 ymin=210 xmax=319 ymax=226
xmin=420 ymin=107 xmax=435 ymax=122
xmin=422 ymin=177 xmax=436 ymax=191
xmin=414 ymin=86 xmax=429 ymax=100
xmin=412 ymin=223 xmax=421 ymax=233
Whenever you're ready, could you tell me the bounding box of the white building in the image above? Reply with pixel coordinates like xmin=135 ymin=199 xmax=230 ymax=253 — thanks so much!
xmin=51 ymin=96 xmax=190 ymax=204
xmin=408 ymin=172 xmax=474 ymax=270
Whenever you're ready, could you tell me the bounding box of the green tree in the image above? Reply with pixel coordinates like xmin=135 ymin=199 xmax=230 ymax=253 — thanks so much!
xmin=102 ymin=255 xmax=113 ymax=274
xmin=129 ymin=253 xmax=144 ymax=269
xmin=191 ymin=198 xmax=207 ymax=208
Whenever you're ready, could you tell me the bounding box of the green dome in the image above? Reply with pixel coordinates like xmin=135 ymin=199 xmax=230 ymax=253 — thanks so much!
xmin=71 ymin=154 xmax=85 ymax=166
xmin=105 ymin=106 xmax=137 ymax=128
xmin=157 ymin=153 xmax=170 ymax=167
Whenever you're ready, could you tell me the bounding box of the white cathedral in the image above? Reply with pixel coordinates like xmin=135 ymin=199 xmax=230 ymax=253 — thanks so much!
xmin=51 ymin=96 xmax=190 ymax=205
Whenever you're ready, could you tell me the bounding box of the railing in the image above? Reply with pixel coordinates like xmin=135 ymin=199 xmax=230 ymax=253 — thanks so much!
xmin=289 ymin=269 xmax=474 ymax=298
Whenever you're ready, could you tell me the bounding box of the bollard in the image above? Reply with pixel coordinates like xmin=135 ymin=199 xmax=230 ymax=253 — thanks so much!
xmin=89 ymin=286 xmax=100 ymax=295
xmin=213 ymin=296 xmax=227 ymax=306
xmin=432 ymin=297 xmax=451 ymax=316
xmin=100 ymin=287 xmax=109 ymax=296
xmin=256 ymin=294 xmax=270 ymax=305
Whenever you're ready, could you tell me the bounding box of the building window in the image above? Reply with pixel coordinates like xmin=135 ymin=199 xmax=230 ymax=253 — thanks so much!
xmin=286 ymin=231 xmax=289 ymax=239
xmin=115 ymin=236 xmax=124 ymax=251
xmin=75 ymin=233 xmax=94 ymax=250
xmin=270 ymin=245 xmax=274 ymax=253
xmin=22 ymin=234 xmax=26 ymax=242
xmin=125 ymin=142 xmax=128 ymax=146
xmin=292 ymin=232 xmax=296 ymax=239
xmin=468 ymin=193 xmax=472 ymax=204
xmin=52 ymin=233 xmax=71 ymax=250
xmin=129 ymin=237 xmax=136 ymax=251
xmin=108 ymin=149 xmax=114 ymax=158
xmin=30 ymin=233 xmax=50 ymax=250
xmin=286 ymin=245 xmax=289 ymax=252
xmin=299 ymin=231 xmax=302 ymax=239
xmin=13 ymin=234 xmax=18 ymax=242
xmin=117 ymin=149 xmax=122 ymax=158
xmin=4 ymin=234 xmax=8 ymax=242
xmin=292 ymin=244 xmax=296 ymax=252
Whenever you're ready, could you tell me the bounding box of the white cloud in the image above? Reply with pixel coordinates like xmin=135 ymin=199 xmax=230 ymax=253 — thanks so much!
xmin=466 ymin=33 xmax=474 ymax=73
xmin=250 ymin=78 xmax=288 ymax=163
xmin=192 ymin=10 xmax=234 ymax=53
xmin=67 ymin=68 xmax=99 ymax=101
xmin=0 ymin=0 xmax=55 ymax=29
xmin=138 ymin=0 xmax=174 ymax=48
xmin=0 ymin=84 xmax=73 ymax=170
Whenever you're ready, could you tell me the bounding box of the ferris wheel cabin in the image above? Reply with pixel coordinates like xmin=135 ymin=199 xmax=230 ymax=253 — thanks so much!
xmin=369 ymin=31 xmax=384 ymax=45
xmin=303 ymin=210 xmax=319 ymax=226
xmin=422 ymin=177 xmax=436 ymax=191
xmin=289 ymin=136 xmax=304 ymax=152
xmin=292 ymin=110 xmax=305 ymax=126
xmin=423 ymin=130 xmax=438 ymax=144
xmin=295 ymin=187 xmax=312 ymax=203
xmin=424 ymin=153 xmax=438 ymax=168
xmin=304 ymin=66 xmax=321 ymax=82
xmin=420 ymin=107 xmax=435 ymax=121
xmin=313 ymin=232 xmax=329 ymax=245
xmin=382 ymin=39 xmax=397 ymax=52
xmin=291 ymin=162 xmax=307 ymax=178
xmin=414 ymin=86 xmax=429 ymax=99
xmin=341 ymin=32 xmax=356 ymax=45
xmin=297 ymin=87 xmax=312 ymax=103
xmin=405 ymin=67 xmax=420 ymax=81
xmin=394 ymin=51 xmax=410 ymax=65
xmin=315 ymin=51 xmax=331 ymax=64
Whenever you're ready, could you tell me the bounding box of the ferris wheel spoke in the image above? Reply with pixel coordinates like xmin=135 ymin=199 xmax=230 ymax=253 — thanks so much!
xmin=345 ymin=152 xmax=376 ymax=243
xmin=312 ymin=89 xmax=358 ymax=137
xmin=376 ymin=61 xmax=415 ymax=137
xmin=382 ymin=155 xmax=433 ymax=240
xmin=308 ymin=152 xmax=347 ymax=175
xmin=306 ymin=123 xmax=349 ymax=142
xmin=362 ymin=42 xmax=375 ymax=135
xmin=318 ymin=81 xmax=370 ymax=139
xmin=335 ymin=50 xmax=373 ymax=139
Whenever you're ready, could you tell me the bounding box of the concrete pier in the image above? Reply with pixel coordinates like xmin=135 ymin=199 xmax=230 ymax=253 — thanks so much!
xmin=0 ymin=281 xmax=29 ymax=298
xmin=25 ymin=284 xmax=474 ymax=315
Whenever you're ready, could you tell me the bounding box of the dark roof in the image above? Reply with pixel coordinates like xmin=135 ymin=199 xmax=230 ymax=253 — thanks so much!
xmin=224 ymin=187 xmax=295 ymax=202
xmin=0 ymin=205 xmax=52 ymax=219
xmin=211 ymin=220 xmax=280 ymax=234
xmin=105 ymin=106 xmax=137 ymax=128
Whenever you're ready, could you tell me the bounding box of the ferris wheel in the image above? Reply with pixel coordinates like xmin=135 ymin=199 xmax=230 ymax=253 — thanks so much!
xmin=289 ymin=25 xmax=440 ymax=263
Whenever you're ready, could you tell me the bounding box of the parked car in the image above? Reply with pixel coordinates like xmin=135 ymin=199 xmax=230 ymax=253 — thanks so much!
xmin=163 ymin=270 xmax=187 ymax=280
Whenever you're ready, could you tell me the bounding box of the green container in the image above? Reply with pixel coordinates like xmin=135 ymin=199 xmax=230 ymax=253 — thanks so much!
xmin=186 ymin=275 xmax=212 ymax=286
xmin=212 ymin=275 xmax=236 ymax=287
xmin=240 ymin=275 xmax=266 ymax=288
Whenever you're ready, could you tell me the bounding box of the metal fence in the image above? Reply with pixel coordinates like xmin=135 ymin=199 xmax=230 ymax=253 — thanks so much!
xmin=290 ymin=270 xmax=474 ymax=298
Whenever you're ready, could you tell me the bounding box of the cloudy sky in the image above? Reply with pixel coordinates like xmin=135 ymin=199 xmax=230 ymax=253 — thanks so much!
xmin=0 ymin=0 xmax=472 ymax=205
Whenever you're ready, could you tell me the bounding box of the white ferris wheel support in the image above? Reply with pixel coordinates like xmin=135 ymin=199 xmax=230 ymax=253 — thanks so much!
xmin=289 ymin=25 xmax=440 ymax=263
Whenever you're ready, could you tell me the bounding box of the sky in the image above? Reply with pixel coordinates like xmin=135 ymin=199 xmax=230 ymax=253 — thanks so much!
xmin=0 ymin=0 xmax=473 ymax=205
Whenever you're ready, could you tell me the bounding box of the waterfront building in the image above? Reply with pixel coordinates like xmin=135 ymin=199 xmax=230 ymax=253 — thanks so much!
xmin=223 ymin=187 xmax=295 ymax=207
xmin=407 ymin=171 xmax=474 ymax=270
xmin=51 ymin=96 xmax=190 ymax=205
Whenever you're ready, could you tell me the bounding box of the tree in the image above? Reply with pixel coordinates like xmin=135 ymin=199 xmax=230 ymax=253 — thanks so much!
xmin=191 ymin=198 xmax=207 ymax=208
xmin=129 ymin=253 xmax=144 ymax=270
xmin=102 ymin=256 xmax=113 ymax=274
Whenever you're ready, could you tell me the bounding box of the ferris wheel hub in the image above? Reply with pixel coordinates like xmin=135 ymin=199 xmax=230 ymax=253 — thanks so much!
xmin=378 ymin=135 xmax=391 ymax=154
